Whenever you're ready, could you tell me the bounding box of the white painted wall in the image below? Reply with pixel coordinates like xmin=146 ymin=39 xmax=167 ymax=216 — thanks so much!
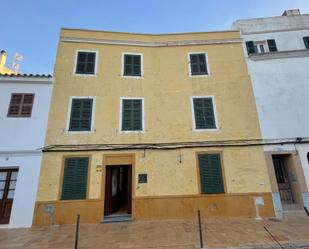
xmin=0 ymin=154 xmax=42 ymax=228
xmin=0 ymin=81 xmax=53 ymax=151
xmin=232 ymin=14 xmax=309 ymax=34
xmin=0 ymin=77 xmax=53 ymax=228
xmin=243 ymin=29 xmax=309 ymax=51
xmin=248 ymin=56 xmax=309 ymax=139
xmin=234 ymin=13 xmax=309 ymax=215
xmin=233 ymin=14 xmax=309 ymax=140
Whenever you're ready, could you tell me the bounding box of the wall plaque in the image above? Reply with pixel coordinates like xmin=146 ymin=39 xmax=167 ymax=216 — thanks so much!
xmin=138 ymin=174 xmax=147 ymax=183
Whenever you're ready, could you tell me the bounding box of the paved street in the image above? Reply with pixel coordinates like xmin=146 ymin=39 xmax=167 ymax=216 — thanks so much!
xmin=1 ymin=217 xmax=309 ymax=249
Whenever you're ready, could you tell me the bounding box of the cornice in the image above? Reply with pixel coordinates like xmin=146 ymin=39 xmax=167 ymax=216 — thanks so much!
xmin=61 ymin=37 xmax=242 ymax=47
xmin=249 ymin=49 xmax=309 ymax=61
xmin=239 ymin=27 xmax=309 ymax=35
xmin=0 ymin=150 xmax=42 ymax=157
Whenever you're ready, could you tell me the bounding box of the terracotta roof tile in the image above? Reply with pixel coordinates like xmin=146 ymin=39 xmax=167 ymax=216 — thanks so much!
xmin=0 ymin=73 xmax=52 ymax=78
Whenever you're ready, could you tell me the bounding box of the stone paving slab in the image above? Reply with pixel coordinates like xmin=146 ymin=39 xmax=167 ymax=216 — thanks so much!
xmin=0 ymin=217 xmax=309 ymax=249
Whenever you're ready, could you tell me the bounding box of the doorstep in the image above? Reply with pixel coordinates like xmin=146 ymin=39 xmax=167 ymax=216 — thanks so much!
xmin=102 ymin=214 xmax=132 ymax=223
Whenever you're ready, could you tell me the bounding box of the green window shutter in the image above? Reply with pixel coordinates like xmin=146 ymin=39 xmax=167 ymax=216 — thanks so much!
xmin=198 ymin=154 xmax=224 ymax=194
xmin=193 ymin=98 xmax=216 ymax=129
xmin=246 ymin=41 xmax=256 ymax=55
xmin=267 ymin=39 xmax=278 ymax=52
xmin=61 ymin=157 xmax=89 ymax=200
xmin=124 ymin=55 xmax=141 ymax=76
xmin=75 ymin=52 xmax=96 ymax=74
xmin=69 ymin=99 xmax=93 ymax=131
xmin=190 ymin=54 xmax=208 ymax=75
xmin=303 ymin=37 xmax=309 ymax=49
xmin=122 ymin=99 xmax=142 ymax=131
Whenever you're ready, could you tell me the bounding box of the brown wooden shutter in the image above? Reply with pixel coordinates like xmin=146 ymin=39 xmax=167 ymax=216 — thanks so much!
xmin=21 ymin=94 xmax=35 ymax=116
xmin=7 ymin=93 xmax=34 ymax=117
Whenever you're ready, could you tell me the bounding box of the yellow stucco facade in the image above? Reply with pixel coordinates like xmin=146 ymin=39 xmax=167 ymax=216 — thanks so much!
xmin=34 ymin=28 xmax=274 ymax=226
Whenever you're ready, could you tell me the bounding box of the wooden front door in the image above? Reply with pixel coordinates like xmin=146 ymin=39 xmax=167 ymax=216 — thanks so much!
xmin=273 ymin=156 xmax=293 ymax=204
xmin=0 ymin=169 xmax=18 ymax=224
xmin=104 ymin=165 xmax=132 ymax=216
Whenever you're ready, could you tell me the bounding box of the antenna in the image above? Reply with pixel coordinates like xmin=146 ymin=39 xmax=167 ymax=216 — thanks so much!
xmin=12 ymin=52 xmax=23 ymax=73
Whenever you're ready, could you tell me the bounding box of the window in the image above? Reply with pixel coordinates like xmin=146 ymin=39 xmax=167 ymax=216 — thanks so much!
xmin=68 ymin=98 xmax=94 ymax=132
xmin=7 ymin=93 xmax=34 ymax=117
xmin=188 ymin=53 xmax=209 ymax=76
xmin=198 ymin=154 xmax=224 ymax=194
xmin=192 ymin=97 xmax=217 ymax=130
xmin=246 ymin=39 xmax=277 ymax=55
xmin=75 ymin=51 xmax=96 ymax=75
xmin=121 ymin=98 xmax=143 ymax=131
xmin=267 ymin=39 xmax=278 ymax=52
xmin=61 ymin=157 xmax=89 ymax=200
xmin=304 ymin=37 xmax=309 ymax=49
xmin=122 ymin=54 xmax=142 ymax=77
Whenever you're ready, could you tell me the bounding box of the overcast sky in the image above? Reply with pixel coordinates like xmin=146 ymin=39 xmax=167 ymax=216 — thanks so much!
xmin=2 ymin=0 xmax=309 ymax=74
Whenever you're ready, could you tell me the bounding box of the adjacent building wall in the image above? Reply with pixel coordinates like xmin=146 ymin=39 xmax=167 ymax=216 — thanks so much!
xmin=0 ymin=81 xmax=53 ymax=151
xmin=233 ymin=11 xmax=309 ymax=217
xmin=0 ymin=76 xmax=53 ymax=228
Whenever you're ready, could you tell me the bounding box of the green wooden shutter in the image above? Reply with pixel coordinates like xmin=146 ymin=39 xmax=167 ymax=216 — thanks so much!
xmin=122 ymin=99 xmax=142 ymax=131
xmin=267 ymin=39 xmax=278 ymax=52
xmin=133 ymin=55 xmax=141 ymax=76
xmin=304 ymin=37 xmax=309 ymax=49
xmin=193 ymin=98 xmax=216 ymax=129
xmin=61 ymin=157 xmax=89 ymax=200
xmin=69 ymin=99 xmax=93 ymax=131
xmin=190 ymin=54 xmax=208 ymax=75
xmin=246 ymin=41 xmax=255 ymax=55
xmin=124 ymin=55 xmax=141 ymax=76
xmin=76 ymin=52 xmax=95 ymax=74
xmin=198 ymin=154 xmax=224 ymax=194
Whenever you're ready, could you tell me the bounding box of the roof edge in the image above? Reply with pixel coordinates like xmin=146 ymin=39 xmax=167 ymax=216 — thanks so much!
xmin=61 ymin=27 xmax=239 ymax=36
xmin=0 ymin=73 xmax=52 ymax=78
xmin=0 ymin=74 xmax=53 ymax=84
xmin=233 ymin=13 xmax=309 ymax=24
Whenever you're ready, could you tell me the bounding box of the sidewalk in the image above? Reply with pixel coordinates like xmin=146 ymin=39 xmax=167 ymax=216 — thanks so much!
xmin=1 ymin=217 xmax=309 ymax=249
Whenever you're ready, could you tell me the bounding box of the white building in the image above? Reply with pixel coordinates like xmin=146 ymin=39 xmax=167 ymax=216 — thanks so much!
xmin=233 ymin=9 xmax=309 ymax=218
xmin=0 ymin=74 xmax=53 ymax=228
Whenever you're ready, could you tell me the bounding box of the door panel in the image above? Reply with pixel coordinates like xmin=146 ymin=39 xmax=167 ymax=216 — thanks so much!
xmin=127 ymin=167 xmax=132 ymax=214
xmin=0 ymin=169 xmax=18 ymax=224
xmin=273 ymin=157 xmax=293 ymax=204
xmin=104 ymin=165 xmax=132 ymax=216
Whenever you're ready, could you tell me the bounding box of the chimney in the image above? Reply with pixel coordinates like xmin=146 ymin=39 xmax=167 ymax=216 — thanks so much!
xmin=282 ymin=9 xmax=301 ymax=16
xmin=0 ymin=50 xmax=7 ymax=70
